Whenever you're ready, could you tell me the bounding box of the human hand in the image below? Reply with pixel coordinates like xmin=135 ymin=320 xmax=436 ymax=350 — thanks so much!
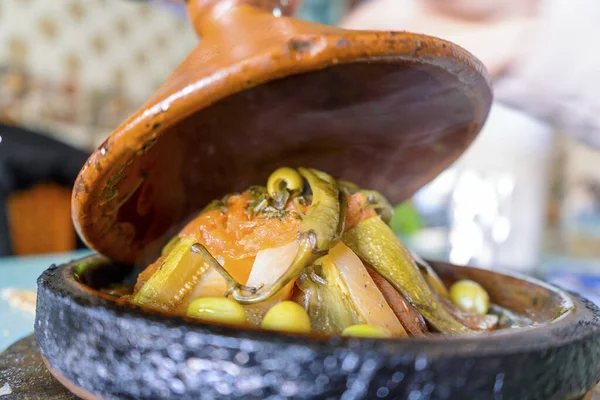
xmin=341 ymin=0 xmax=540 ymax=78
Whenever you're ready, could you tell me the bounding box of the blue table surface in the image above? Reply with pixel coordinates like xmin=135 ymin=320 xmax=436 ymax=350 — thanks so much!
xmin=0 ymin=250 xmax=92 ymax=352
xmin=1 ymin=250 xmax=599 ymax=353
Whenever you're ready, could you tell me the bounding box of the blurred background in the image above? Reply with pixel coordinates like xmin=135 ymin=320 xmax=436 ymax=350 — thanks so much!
xmin=1 ymin=0 xmax=599 ymax=348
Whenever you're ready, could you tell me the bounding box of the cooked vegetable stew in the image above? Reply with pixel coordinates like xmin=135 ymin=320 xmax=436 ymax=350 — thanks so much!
xmin=117 ymin=167 xmax=526 ymax=337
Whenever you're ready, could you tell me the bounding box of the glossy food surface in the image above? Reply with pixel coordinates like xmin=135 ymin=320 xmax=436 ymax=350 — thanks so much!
xmin=125 ymin=167 xmax=502 ymax=337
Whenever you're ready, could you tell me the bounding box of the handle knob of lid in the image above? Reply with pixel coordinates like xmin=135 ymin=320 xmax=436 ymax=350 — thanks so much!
xmin=187 ymin=0 xmax=301 ymax=36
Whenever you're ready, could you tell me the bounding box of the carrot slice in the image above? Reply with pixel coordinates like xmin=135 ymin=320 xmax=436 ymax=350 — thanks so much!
xmin=367 ymin=267 xmax=428 ymax=337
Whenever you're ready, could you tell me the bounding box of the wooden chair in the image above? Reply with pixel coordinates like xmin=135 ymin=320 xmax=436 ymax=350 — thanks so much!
xmin=0 ymin=123 xmax=89 ymax=256
xmin=6 ymin=183 xmax=75 ymax=256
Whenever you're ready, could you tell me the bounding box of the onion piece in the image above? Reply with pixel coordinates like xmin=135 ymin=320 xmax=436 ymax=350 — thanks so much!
xmin=246 ymin=241 xmax=299 ymax=288
xmin=188 ymin=267 xmax=229 ymax=298
xmin=244 ymin=241 xmax=300 ymax=324
xmin=329 ymin=242 xmax=407 ymax=336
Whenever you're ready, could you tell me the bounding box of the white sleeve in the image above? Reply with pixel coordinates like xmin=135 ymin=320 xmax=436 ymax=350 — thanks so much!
xmin=495 ymin=0 xmax=600 ymax=148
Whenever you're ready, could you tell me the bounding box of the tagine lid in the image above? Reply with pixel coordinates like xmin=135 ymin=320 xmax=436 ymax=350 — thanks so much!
xmin=72 ymin=1 xmax=492 ymax=265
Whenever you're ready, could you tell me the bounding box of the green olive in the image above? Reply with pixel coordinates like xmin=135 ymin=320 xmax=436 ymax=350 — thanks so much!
xmin=267 ymin=167 xmax=303 ymax=198
xmin=449 ymin=280 xmax=490 ymax=315
xmin=261 ymin=301 xmax=311 ymax=333
xmin=342 ymin=324 xmax=392 ymax=338
xmin=187 ymin=297 xmax=247 ymax=325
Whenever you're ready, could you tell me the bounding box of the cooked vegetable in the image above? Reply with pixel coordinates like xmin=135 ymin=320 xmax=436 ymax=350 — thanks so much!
xmin=161 ymin=236 xmax=181 ymax=256
xmin=227 ymin=168 xmax=345 ymax=304
xmin=179 ymin=267 xmax=229 ymax=314
xmin=297 ymin=168 xmax=345 ymax=250
xmin=294 ymin=263 xmax=361 ymax=335
xmin=131 ymin=237 xmax=209 ymax=312
xmin=187 ymin=297 xmax=247 ymax=325
xmin=441 ymin=298 xmax=498 ymax=331
xmin=294 ymin=244 xmax=407 ymax=336
xmin=190 ymin=243 xmax=257 ymax=297
xmin=180 ymin=192 xmax=302 ymax=272
xmin=420 ymin=264 xmax=450 ymax=299
xmin=409 ymin=250 xmax=450 ymax=299
xmin=328 ymin=243 xmax=407 ymax=336
xmin=242 ymin=241 xmax=300 ymax=324
xmin=338 ymin=180 xmax=393 ymax=224
xmin=342 ymin=324 xmax=392 ymax=338
xmin=450 ymin=280 xmax=490 ymax=315
xmin=360 ymin=190 xmax=394 ymax=224
xmin=246 ymin=241 xmax=299 ymax=292
xmin=342 ymin=217 xmax=470 ymax=334
xmin=261 ymin=301 xmax=311 ymax=333
xmin=129 ymin=166 xmax=518 ymax=338
xmin=367 ymin=267 xmax=428 ymax=337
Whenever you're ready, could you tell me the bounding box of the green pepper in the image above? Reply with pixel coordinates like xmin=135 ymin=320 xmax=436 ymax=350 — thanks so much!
xmin=342 ymin=217 xmax=469 ymax=334
xmin=420 ymin=263 xmax=450 ymax=299
xmin=298 ymin=168 xmax=344 ymax=251
xmin=409 ymin=250 xmax=450 ymax=299
xmin=406 ymin=253 xmax=496 ymax=330
xmin=294 ymin=260 xmax=362 ymax=334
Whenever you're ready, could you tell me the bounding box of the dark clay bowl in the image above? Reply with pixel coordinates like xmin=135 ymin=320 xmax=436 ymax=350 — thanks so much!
xmin=35 ymin=255 xmax=600 ymax=400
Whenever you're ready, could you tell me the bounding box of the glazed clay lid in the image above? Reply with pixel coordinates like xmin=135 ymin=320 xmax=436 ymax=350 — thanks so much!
xmin=72 ymin=0 xmax=493 ymax=265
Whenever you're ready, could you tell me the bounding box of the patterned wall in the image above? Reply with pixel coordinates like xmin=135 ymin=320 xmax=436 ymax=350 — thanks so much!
xmin=0 ymin=0 xmax=197 ymax=149
xmin=0 ymin=0 xmax=357 ymax=149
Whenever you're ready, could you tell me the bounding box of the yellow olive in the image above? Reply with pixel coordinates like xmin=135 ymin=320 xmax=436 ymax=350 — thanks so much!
xmin=342 ymin=324 xmax=392 ymax=338
xmin=187 ymin=297 xmax=247 ymax=325
xmin=449 ymin=280 xmax=490 ymax=315
xmin=261 ymin=301 xmax=311 ymax=333
xmin=267 ymin=167 xmax=303 ymax=198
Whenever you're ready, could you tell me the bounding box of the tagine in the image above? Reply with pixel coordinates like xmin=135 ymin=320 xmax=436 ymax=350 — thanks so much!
xmin=32 ymin=0 xmax=600 ymax=399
